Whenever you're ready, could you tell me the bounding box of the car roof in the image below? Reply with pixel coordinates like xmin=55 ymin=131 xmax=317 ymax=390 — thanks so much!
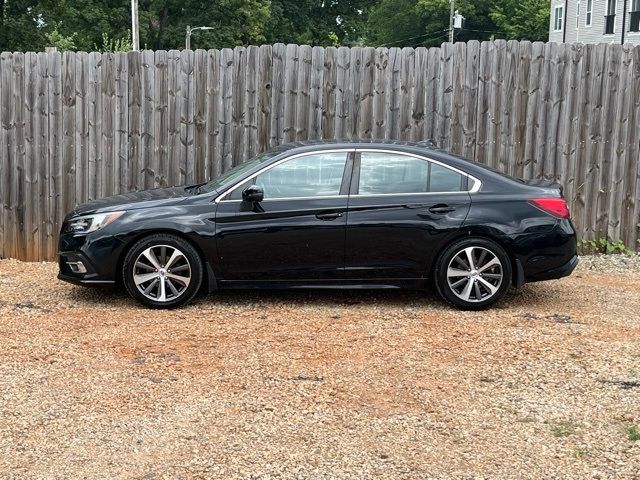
xmin=269 ymin=138 xmax=438 ymax=153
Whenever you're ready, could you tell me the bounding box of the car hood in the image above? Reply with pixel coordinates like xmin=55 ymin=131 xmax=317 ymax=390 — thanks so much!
xmin=70 ymin=186 xmax=193 ymax=217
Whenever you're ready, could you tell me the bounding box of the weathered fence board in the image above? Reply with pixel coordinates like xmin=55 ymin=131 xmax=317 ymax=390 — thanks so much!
xmin=1 ymin=41 xmax=639 ymax=261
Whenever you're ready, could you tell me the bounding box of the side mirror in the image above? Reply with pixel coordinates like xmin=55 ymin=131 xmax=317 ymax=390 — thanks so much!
xmin=242 ymin=185 xmax=264 ymax=203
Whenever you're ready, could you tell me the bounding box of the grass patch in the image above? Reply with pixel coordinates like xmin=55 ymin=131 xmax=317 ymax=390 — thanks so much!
xmin=550 ymin=420 xmax=577 ymax=438
xmin=574 ymin=446 xmax=589 ymax=458
xmin=627 ymin=425 xmax=640 ymax=441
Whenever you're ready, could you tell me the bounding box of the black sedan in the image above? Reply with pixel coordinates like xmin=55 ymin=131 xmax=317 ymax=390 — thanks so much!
xmin=58 ymin=140 xmax=578 ymax=309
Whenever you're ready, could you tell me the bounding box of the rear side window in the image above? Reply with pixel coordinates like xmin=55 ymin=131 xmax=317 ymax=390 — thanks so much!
xmin=357 ymin=152 xmax=465 ymax=194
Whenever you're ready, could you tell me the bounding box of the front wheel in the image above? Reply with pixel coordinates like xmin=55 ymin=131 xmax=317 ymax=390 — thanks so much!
xmin=434 ymin=237 xmax=512 ymax=310
xmin=122 ymin=234 xmax=203 ymax=309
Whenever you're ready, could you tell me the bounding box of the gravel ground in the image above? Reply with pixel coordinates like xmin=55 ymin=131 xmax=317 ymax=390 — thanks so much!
xmin=0 ymin=255 xmax=639 ymax=479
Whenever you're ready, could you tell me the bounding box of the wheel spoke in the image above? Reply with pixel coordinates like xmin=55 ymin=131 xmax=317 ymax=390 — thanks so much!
xmin=134 ymin=272 xmax=158 ymax=285
xmin=464 ymin=247 xmax=476 ymax=270
xmin=166 ymin=273 xmax=190 ymax=286
xmin=135 ymin=260 xmax=155 ymax=271
xmin=447 ymin=267 xmax=469 ymax=278
xmin=170 ymin=264 xmax=190 ymax=273
xmin=460 ymin=278 xmax=474 ymax=301
xmin=474 ymin=279 xmax=483 ymax=300
xmin=142 ymin=248 xmax=162 ymax=270
xmin=478 ymin=257 xmax=500 ymax=273
xmin=158 ymin=277 xmax=167 ymax=301
xmin=143 ymin=277 xmax=159 ymax=295
xmin=476 ymin=249 xmax=487 ymax=269
xmin=450 ymin=277 xmax=467 ymax=289
xmin=165 ymin=249 xmax=184 ymax=270
xmin=477 ymin=277 xmax=498 ymax=295
xmin=166 ymin=278 xmax=180 ymax=297
xmin=455 ymin=254 xmax=470 ymax=270
xmin=481 ymin=273 xmax=502 ymax=280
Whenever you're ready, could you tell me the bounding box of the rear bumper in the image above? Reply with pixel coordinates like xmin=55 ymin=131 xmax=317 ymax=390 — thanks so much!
xmin=525 ymin=254 xmax=579 ymax=283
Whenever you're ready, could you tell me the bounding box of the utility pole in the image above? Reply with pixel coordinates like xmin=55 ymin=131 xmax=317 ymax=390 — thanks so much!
xmin=449 ymin=0 xmax=455 ymax=43
xmin=131 ymin=0 xmax=139 ymax=51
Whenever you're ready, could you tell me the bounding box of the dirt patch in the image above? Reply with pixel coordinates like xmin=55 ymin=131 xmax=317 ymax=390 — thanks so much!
xmin=0 ymin=257 xmax=639 ymax=479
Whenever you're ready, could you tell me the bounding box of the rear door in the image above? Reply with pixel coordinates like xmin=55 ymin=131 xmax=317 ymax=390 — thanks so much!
xmin=344 ymin=150 xmax=472 ymax=279
xmin=214 ymin=150 xmax=353 ymax=281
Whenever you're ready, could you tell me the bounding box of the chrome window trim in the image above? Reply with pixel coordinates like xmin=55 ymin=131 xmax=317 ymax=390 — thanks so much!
xmin=214 ymin=149 xmax=355 ymax=203
xmin=356 ymin=149 xmax=482 ymax=194
xmin=214 ymin=147 xmax=482 ymax=203
xmin=220 ymin=195 xmax=349 ymax=204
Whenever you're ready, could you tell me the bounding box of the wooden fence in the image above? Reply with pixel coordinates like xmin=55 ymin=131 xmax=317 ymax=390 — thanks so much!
xmin=1 ymin=41 xmax=639 ymax=261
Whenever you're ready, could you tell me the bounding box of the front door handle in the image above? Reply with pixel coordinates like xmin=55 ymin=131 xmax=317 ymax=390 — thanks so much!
xmin=428 ymin=204 xmax=456 ymax=214
xmin=316 ymin=211 xmax=343 ymax=221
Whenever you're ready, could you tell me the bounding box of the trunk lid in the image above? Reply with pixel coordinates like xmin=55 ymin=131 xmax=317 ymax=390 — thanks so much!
xmin=520 ymin=178 xmax=564 ymax=197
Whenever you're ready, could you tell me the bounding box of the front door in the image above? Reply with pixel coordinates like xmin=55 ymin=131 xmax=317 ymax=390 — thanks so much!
xmin=344 ymin=150 xmax=472 ymax=279
xmin=215 ymin=150 xmax=353 ymax=281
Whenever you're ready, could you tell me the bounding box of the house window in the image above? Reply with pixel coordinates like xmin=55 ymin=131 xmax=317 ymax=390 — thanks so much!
xmin=630 ymin=0 xmax=640 ymax=32
xmin=605 ymin=0 xmax=616 ymax=34
xmin=554 ymin=5 xmax=564 ymax=31
xmin=586 ymin=0 xmax=593 ymax=26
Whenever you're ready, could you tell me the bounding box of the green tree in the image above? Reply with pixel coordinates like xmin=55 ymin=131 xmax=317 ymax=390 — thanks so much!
xmin=138 ymin=0 xmax=272 ymax=50
xmin=44 ymin=22 xmax=78 ymax=51
xmin=365 ymin=0 xmax=498 ymax=47
xmin=264 ymin=0 xmax=375 ymax=46
xmin=0 ymin=0 xmax=48 ymax=51
xmin=490 ymin=0 xmax=550 ymax=42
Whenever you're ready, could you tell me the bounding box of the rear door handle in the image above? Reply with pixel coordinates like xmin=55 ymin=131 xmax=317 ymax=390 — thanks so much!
xmin=316 ymin=211 xmax=343 ymax=221
xmin=428 ymin=204 xmax=456 ymax=214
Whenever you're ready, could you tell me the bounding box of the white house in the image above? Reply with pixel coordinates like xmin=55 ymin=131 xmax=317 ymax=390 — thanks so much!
xmin=549 ymin=0 xmax=640 ymax=44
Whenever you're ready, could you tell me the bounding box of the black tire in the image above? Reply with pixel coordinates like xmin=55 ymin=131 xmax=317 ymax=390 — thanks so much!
xmin=122 ymin=233 xmax=203 ymax=309
xmin=433 ymin=237 xmax=512 ymax=310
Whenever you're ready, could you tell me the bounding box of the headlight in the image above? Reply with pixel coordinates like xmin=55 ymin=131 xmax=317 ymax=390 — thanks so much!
xmin=66 ymin=211 xmax=125 ymax=234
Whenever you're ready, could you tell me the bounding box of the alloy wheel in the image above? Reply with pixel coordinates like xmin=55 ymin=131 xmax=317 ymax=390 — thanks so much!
xmin=446 ymin=246 xmax=503 ymax=303
xmin=132 ymin=245 xmax=192 ymax=302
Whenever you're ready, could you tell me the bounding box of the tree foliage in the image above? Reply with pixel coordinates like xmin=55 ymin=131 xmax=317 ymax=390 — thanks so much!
xmin=489 ymin=0 xmax=551 ymax=42
xmin=0 ymin=0 xmax=551 ymax=52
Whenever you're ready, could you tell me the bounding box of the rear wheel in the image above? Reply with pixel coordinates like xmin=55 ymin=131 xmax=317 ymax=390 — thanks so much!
xmin=122 ymin=234 xmax=203 ymax=308
xmin=434 ymin=237 xmax=512 ymax=310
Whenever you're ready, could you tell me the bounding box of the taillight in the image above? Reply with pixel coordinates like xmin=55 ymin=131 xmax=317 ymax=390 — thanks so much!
xmin=528 ymin=198 xmax=570 ymax=219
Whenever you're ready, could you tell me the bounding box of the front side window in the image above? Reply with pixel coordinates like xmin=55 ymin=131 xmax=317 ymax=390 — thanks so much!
xmin=254 ymin=152 xmax=347 ymax=199
xmin=357 ymin=152 xmax=465 ymax=195
xmin=554 ymin=6 xmax=564 ymax=31
xmin=200 ymin=152 xmax=276 ymax=194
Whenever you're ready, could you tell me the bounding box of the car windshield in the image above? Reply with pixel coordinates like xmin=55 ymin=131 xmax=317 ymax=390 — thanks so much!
xmin=198 ymin=152 xmax=276 ymax=194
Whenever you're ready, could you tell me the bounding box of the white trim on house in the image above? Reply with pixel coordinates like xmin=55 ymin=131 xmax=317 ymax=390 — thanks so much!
xmin=554 ymin=5 xmax=565 ymax=31
xmin=585 ymin=0 xmax=593 ymax=26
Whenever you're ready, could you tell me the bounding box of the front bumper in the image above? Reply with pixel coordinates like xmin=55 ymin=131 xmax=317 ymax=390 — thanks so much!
xmin=58 ymin=250 xmax=116 ymax=286
xmin=57 ymin=229 xmax=126 ymax=286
